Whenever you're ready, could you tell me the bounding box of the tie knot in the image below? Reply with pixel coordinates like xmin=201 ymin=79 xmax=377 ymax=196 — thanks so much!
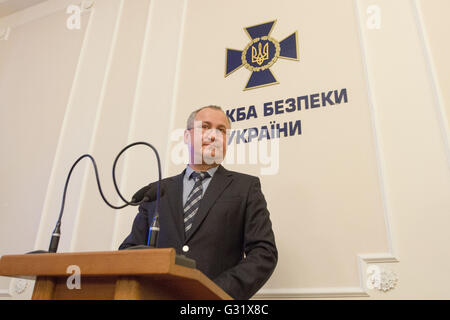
xmin=191 ymin=171 xmax=210 ymax=182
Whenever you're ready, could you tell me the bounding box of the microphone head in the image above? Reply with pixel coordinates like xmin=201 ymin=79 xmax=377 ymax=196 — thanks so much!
xmin=131 ymin=182 xmax=165 ymax=204
xmin=131 ymin=185 xmax=149 ymax=203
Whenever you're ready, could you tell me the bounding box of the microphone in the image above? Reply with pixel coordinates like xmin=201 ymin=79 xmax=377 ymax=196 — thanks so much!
xmin=129 ymin=183 xmax=165 ymax=248
xmin=125 ymin=183 xmax=165 ymax=250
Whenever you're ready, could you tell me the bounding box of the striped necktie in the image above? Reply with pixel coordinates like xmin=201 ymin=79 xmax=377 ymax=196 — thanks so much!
xmin=184 ymin=171 xmax=210 ymax=237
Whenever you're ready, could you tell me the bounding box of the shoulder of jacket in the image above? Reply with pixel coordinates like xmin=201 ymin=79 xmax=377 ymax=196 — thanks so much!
xmin=221 ymin=167 xmax=260 ymax=182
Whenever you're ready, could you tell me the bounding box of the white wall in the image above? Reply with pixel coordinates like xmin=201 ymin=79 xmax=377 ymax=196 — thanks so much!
xmin=0 ymin=0 xmax=449 ymax=299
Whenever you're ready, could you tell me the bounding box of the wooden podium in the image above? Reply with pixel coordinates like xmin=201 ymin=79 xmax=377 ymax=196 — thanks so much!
xmin=0 ymin=248 xmax=232 ymax=300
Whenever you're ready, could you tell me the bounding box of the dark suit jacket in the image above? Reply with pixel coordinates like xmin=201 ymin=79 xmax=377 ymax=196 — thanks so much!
xmin=119 ymin=165 xmax=277 ymax=300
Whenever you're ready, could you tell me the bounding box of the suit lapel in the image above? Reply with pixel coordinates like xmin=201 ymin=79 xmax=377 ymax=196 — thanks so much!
xmin=165 ymin=171 xmax=185 ymax=242
xmin=185 ymin=165 xmax=233 ymax=243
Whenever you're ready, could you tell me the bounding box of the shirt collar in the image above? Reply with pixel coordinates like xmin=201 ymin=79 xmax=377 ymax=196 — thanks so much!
xmin=185 ymin=165 xmax=219 ymax=180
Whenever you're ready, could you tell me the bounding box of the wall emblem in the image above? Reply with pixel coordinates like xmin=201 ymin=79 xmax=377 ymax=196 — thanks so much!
xmin=225 ymin=20 xmax=299 ymax=91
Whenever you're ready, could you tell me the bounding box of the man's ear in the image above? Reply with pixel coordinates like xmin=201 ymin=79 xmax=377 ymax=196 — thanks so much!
xmin=184 ymin=129 xmax=190 ymax=145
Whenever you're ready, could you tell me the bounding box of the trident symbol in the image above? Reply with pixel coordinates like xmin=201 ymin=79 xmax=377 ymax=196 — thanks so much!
xmin=251 ymin=42 xmax=269 ymax=66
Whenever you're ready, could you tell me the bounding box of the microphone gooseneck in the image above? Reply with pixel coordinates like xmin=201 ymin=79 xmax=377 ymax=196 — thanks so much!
xmin=112 ymin=142 xmax=162 ymax=248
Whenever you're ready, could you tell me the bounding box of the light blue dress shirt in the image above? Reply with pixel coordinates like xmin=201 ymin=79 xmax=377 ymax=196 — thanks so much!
xmin=182 ymin=165 xmax=219 ymax=206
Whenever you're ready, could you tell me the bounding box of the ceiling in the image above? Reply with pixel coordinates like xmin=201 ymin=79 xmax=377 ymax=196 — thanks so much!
xmin=0 ymin=0 xmax=48 ymax=18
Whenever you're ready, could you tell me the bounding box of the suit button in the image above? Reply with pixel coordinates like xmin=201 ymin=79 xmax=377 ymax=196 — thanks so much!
xmin=182 ymin=245 xmax=189 ymax=253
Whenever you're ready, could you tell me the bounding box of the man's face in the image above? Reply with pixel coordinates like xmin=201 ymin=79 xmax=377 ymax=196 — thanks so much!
xmin=184 ymin=108 xmax=230 ymax=166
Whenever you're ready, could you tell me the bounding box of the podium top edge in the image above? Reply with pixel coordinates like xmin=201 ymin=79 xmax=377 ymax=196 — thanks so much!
xmin=0 ymin=248 xmax=179 ymax=277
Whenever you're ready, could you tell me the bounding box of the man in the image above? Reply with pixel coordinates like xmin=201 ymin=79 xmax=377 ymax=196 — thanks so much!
xmin=119 ymin=105 xmax=277 ymax=300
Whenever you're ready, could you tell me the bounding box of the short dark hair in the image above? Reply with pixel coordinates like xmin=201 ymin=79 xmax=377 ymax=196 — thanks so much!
xmin=186 ymin=105 xmax=231 ymax=129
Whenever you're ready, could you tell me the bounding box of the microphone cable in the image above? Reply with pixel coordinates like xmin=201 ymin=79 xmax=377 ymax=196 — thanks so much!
xmin=46 ymin=141 xmax=161 ymax=253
